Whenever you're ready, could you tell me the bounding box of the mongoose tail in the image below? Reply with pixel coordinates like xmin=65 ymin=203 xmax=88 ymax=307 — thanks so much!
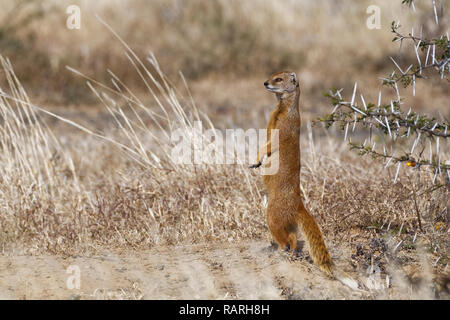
xmin=298 ymin=205 xmax=361 ymax=290
xmin=297 ymin=204 xmax=333 ymax=276
xmin=332 ymin=268 xmax=361 ymax=291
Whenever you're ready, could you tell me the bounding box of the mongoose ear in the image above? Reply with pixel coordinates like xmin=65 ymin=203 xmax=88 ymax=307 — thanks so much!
xmin=290 ymin=72 xmax=298 ymax=85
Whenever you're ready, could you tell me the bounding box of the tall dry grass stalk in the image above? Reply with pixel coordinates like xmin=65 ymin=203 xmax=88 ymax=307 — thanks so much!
xmin=0 ymin=55 xmax=82 ymax=252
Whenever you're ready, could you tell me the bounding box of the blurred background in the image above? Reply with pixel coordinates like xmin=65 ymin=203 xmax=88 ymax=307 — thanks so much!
xmin=0 ymin=0 xmax=448 ymax=123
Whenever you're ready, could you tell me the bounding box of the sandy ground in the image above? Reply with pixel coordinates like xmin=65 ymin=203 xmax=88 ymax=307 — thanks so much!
xmin=0 ymin=240 xmax=447 ymax=300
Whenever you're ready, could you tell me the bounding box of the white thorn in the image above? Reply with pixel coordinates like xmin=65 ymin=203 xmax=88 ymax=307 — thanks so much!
xmin=394 ymin=82 xmax=400 ymax=101
xmin=385 ymin=116 xmax=392 ymax=138
xmin=434 ymin=257 xmax=441 ymax=266
xmin=429 ymin=140 xmax=433 ymax=163
xmin=385 ymin=156 xmax=393 ymax=168
xmin=411 ymin=132 xmax=421 ymax=154
xmin=414 ymin=41 xmax=422 ymax=71
xmin=390 ymin=56 xmax=404 ymax=74
xmin=433 ymin=0 xmax=439 ymax=24
xmin=374 ymin=117 xmax=386 ymax=128
xmin=432 ymin=44 xmax=436 ymax=64
xmin=351 ymin=82 xmax=357 ymax=106
xmin=425 ymin=45 xmax=431 ymax=67
xmin=360 ymin=94 xmax=367 ymax=110
xmin=436 ymin=137 xmax=440 ymax=155
xmin=394 ymin=162 xmax=401 ymax=183
xmin=394 ymin=240 xmax=403 ymax=251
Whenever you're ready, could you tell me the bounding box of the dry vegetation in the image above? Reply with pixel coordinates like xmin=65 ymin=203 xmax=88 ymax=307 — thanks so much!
xmin=0 ymin=0 xmax=448 ymax=299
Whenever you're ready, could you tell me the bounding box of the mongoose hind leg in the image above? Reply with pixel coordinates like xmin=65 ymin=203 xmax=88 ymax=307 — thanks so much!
xmin=267 ymin=217 xmax=290 ymax=251
xmin=288 ymin=233 xmax=297 ymax=252
xmin=293 ymin=240 xmax=306 ymax=258
xmin=287 ymin=233 xmax=306 ymax=258
xmin=270 ymin=230 xmax=290 ymax=252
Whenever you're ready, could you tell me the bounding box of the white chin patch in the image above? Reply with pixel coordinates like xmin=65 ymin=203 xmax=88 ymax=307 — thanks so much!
xmin=266 ymin=86 xmax=282 ymax=93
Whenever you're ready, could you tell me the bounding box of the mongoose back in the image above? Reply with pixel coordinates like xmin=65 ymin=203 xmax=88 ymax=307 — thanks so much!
xmin=250 ymin=71 xmax=333 ymax=276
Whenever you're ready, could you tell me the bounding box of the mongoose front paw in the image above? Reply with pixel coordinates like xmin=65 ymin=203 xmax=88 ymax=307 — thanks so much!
xmin=249 ymin=162 xmax=262 ymax=169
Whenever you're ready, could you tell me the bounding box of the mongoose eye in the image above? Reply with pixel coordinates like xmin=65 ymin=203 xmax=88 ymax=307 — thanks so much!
xmin=274 ymin=78 xmax=283 ymax=82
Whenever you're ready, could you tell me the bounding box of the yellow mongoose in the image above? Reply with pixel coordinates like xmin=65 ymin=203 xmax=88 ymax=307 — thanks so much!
xmin=250 ymin=71 xmax=347 ymax=281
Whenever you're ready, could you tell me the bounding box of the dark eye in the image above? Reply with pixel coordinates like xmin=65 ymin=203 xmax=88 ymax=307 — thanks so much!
xmin=274 ymin=78 xmax=283 ymax=82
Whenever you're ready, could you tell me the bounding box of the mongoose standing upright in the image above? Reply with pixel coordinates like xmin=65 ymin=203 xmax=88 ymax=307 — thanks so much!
xmin=250 ymin=71 xmax=333 ymax=276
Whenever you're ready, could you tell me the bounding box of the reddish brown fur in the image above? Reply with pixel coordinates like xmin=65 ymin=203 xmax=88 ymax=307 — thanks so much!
xmin=252 ymin=71 xmax=333 ymax=276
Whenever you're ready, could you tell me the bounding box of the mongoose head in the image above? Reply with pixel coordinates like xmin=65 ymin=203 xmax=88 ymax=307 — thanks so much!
xmin=264 ymin=71 xmax=299 ymax=95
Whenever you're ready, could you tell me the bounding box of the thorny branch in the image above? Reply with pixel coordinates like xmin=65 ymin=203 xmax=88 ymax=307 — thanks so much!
xmin=316 ymin=0 xmax=449 ymax=188
xmin=388 ymin=21 xmax=450 ymax=86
